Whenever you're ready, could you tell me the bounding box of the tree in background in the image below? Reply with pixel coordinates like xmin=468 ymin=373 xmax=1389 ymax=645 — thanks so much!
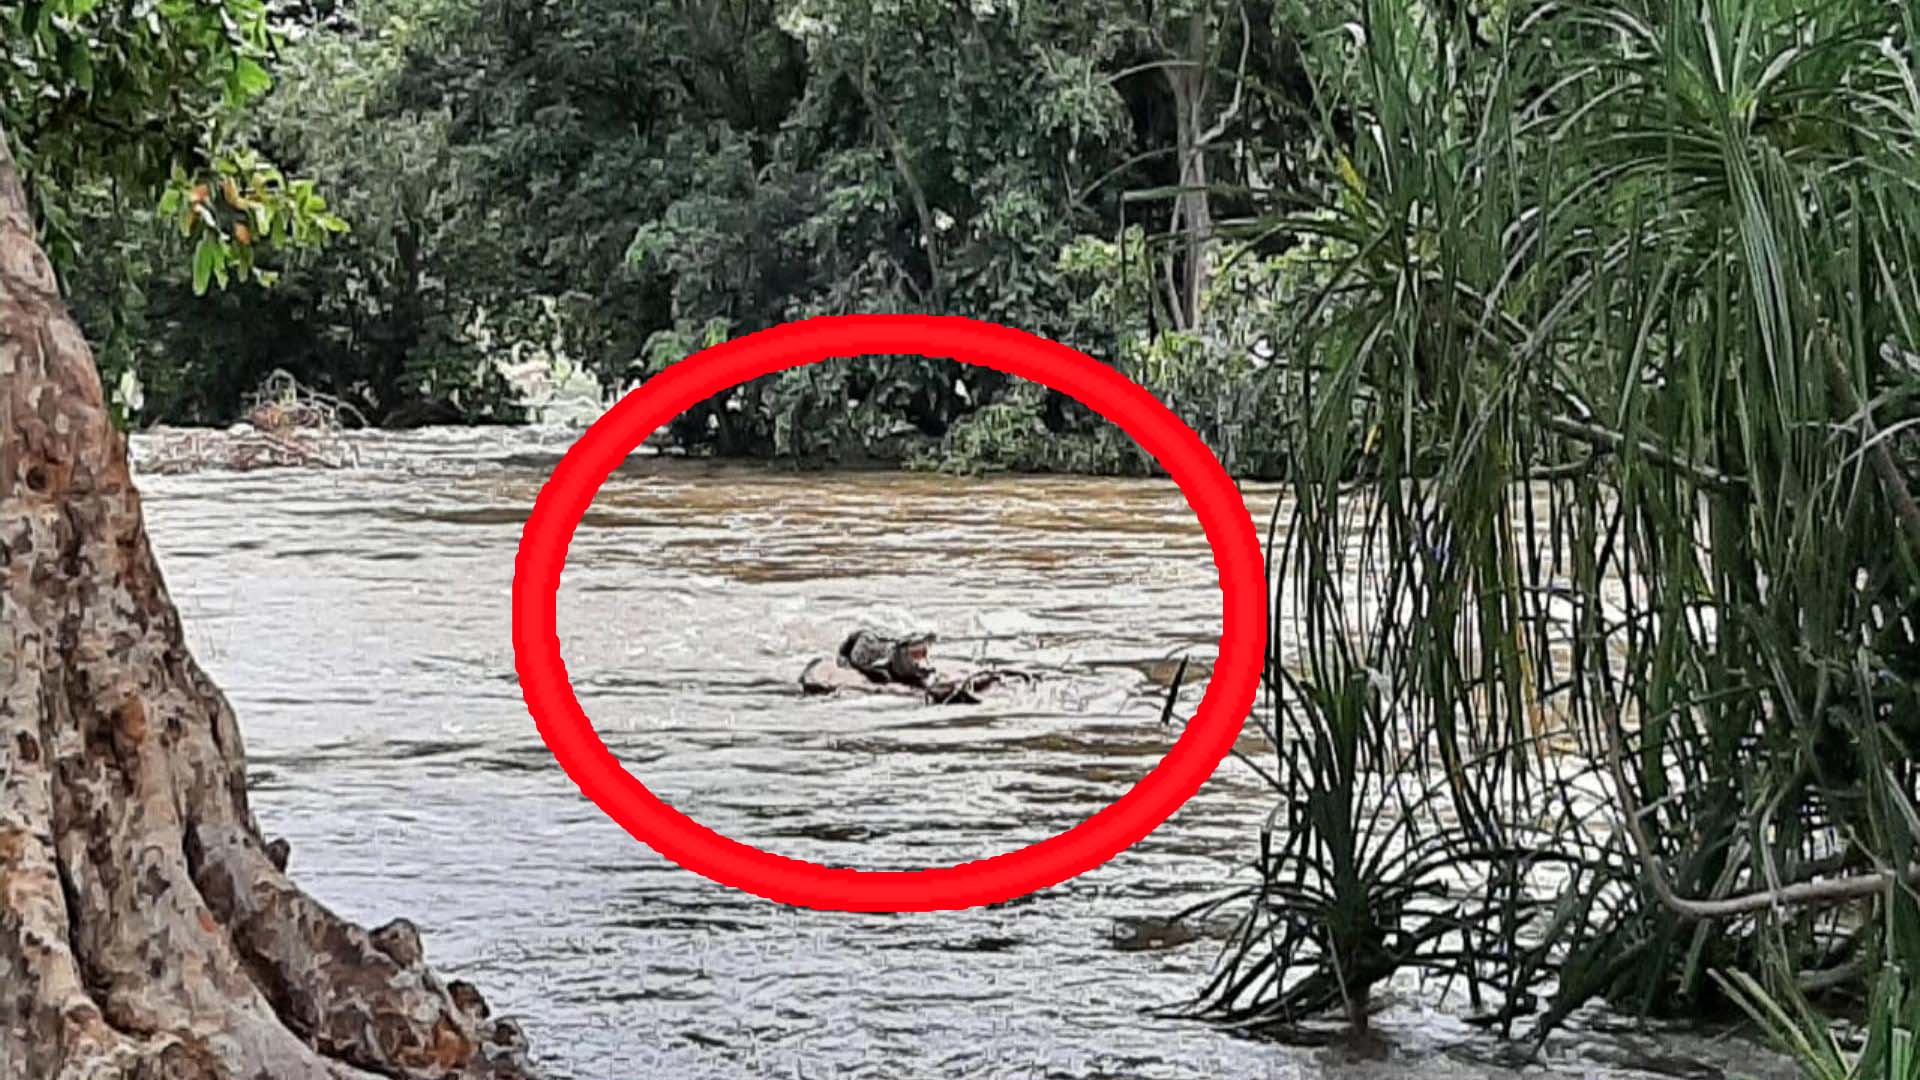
xmin=51 ymin=0 xmax=1331 ymax=466
xmin=6 ymin=0 xmax=351 ymax=420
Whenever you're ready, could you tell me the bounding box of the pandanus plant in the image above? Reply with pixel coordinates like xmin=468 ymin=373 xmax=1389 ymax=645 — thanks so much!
xmin=1171 ymin=0 xmax=1920 ymax=1053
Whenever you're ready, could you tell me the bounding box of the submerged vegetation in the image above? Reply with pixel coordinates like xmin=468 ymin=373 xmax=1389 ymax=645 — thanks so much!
xmin=9 ymin=0 xmax=1920 ymax=1072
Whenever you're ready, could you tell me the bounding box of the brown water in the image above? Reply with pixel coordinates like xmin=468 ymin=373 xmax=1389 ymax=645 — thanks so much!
xmin=133 ymin=428 xmax=1788 ymax=1080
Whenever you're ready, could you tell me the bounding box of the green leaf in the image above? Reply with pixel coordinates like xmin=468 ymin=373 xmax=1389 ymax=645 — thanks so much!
xmin=191 ymin=236 xmax=216 ymax=295
xmin=67 ymin=41 xmax=94 ymax=94
xmin=228 ymin=56 xmax=271 ymax=100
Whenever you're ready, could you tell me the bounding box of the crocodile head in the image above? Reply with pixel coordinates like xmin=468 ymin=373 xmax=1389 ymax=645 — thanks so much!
xmin=886 ymin=633 xmax=937 ymax=686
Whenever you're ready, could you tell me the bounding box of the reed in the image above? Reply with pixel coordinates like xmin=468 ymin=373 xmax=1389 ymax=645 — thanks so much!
xmin=1179 ymin=0 xmax=1920 ymax=1054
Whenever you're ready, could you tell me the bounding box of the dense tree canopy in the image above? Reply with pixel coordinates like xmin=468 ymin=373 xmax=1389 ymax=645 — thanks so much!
xmin=5 ymin=0 xmax=351 ymax=422
xmin=36 ymin=0 xmax=1324 ymax=455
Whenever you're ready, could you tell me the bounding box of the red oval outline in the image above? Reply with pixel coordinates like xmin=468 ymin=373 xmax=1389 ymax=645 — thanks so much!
xmin=512 ymin=314 xmax=1266 ymax=912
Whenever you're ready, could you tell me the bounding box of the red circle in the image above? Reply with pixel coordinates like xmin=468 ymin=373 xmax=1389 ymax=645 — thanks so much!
xmin=512 ymin=315 xmax=1266 ymax=912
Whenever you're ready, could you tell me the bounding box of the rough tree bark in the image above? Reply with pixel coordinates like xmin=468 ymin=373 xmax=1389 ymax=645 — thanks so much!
xmin=0 ymin=129 xmax=539 ymax=1077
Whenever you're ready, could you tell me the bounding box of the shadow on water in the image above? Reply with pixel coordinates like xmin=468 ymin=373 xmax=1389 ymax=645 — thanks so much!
xmin=134 ymin=429 xmax=1793 ymax=1080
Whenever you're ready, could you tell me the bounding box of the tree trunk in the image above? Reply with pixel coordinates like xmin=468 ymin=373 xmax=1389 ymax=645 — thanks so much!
xmin=1165 ymin=16 xmax=1214 ymax=332
xmin=860 ymin=53 xmax=946 ymax=313
xmin=0 ymin=128 xmax=538 ymax=1077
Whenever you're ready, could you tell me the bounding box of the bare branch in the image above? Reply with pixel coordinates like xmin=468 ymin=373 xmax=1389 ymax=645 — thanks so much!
xmin=1605 ymin=716 xmax=1911 ymax=921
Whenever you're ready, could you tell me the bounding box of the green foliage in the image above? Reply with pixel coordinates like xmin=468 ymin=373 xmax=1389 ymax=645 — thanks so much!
xmin=4 ymin=0 xmax=350 ymax=427
xmin=1178 ymin=0 xmax=1920 ymax=1046
xmin=56 ymin=0 xmax=533 ymax=424
xmin=1 ymin=0 xmax=346 ymax=267
xmin=1722 ymin=895 xmax=1920 ymax=1078
xmin=158 ymin=151 xmax=348 ymax=294
xmin=39 ymin=0 xmax=1324 ymax=445
xmin=628 ymin=0 xmax=1150 ymax=456
xmin=5 ymin=0 xmax=272 ymax=253
xmin=1722 ymin=962 xmax=1920 ymax=1080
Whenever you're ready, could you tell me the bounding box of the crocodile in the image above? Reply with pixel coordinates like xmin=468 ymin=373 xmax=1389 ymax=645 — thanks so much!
xmin=800 ymin=630 xmax=1034 ymax=705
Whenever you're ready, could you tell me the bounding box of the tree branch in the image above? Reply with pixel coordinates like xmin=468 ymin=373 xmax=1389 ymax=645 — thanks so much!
xmin=858 ymin=59 xmax=946 ymax=313
xmin=1605 ymin=716 xmax=1913 ymax=921
xmin=1541 ymin=413 xmax=1742 ymax=493
xmin=1195 ymin=2 xmax=1254 ymax=150
xmin=1830 ymin=353 xmax=1920 ymax=557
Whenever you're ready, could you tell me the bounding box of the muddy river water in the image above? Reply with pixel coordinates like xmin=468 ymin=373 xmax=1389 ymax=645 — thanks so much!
xmin=133 ymin=428 xmax=1787 ymax=1080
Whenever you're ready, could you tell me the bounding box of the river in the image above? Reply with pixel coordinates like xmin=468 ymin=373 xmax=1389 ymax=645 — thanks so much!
xmin=133 ymin=427 xmax=1789 ymax=1080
